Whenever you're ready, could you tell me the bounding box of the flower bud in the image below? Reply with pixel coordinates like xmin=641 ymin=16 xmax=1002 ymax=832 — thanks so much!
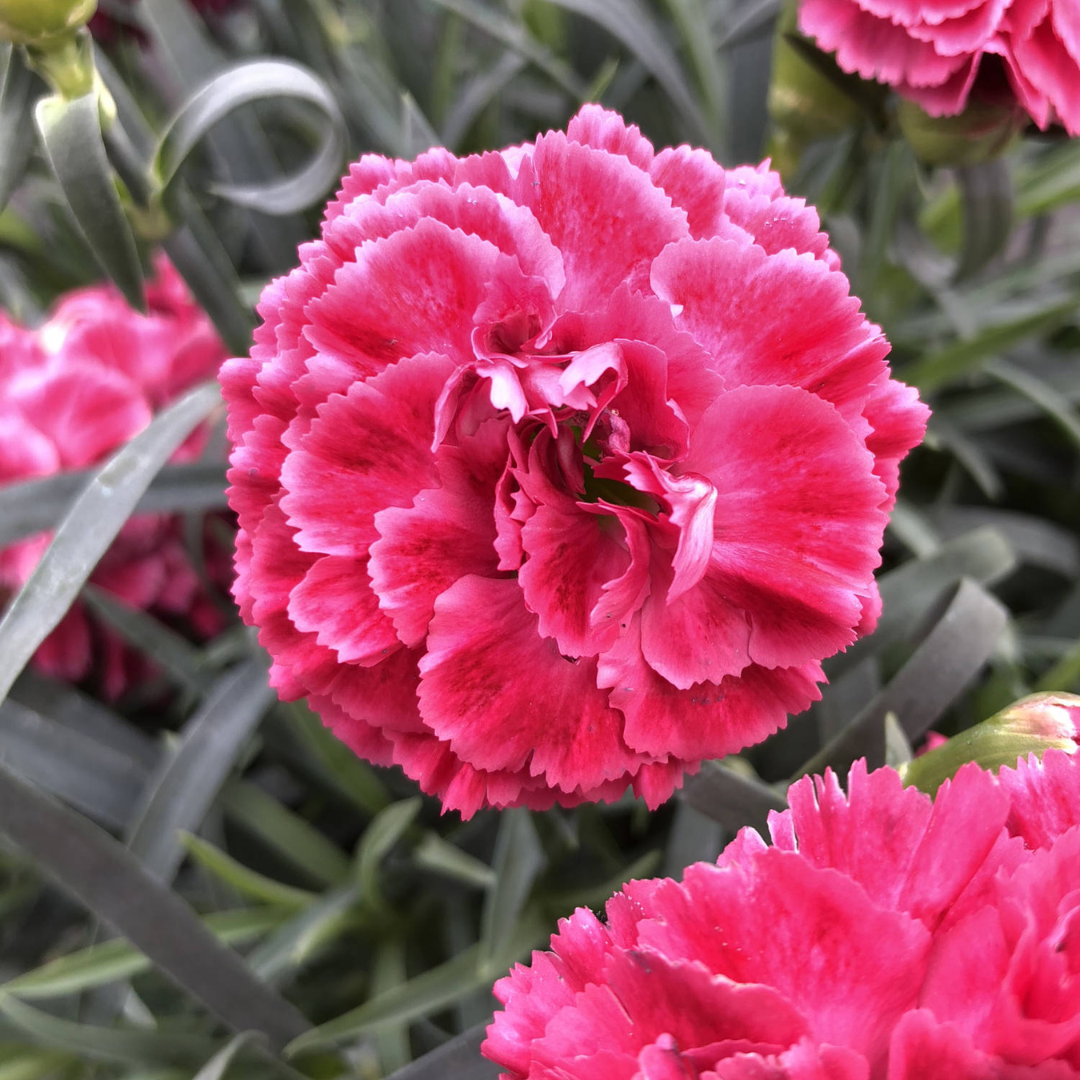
xmin=897 ymin=97 xmax=1025 ymax=168
xmin=901 ymin=691 xmax=1080 ymax=796
xmin=0 ymin=0 xmax=96 ymax=44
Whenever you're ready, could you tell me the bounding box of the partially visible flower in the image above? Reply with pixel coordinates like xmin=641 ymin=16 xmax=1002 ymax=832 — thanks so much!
xmin=903 ymin=691 xmax=1080 ymax=795
xmin=798 ymin=0 xmax=1080 ymax=136
xmin=223 ymin=105 xmax=928 ymax=818
xmin=485 ymin=751 xmax=1080 ymax=1079
xmin=0 ymin=255 xmax=229 ymax=699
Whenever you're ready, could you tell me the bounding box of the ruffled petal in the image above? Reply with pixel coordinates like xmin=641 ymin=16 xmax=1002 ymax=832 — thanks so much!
xmin=280 ymin=351 xmax=455 ymax=557
xmin=418 ymin=575 xmax=645 ymax=792
xmin=528 ymin=131 xmax=689 ymax=311
xmin=651 ymin=238 xmax=889 ymax=429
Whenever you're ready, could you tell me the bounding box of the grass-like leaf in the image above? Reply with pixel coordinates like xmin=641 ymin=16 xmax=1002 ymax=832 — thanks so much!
xmin=902 ymin=297 xmax=1079 ymax=393
xmin=0 ymin=762 xmax=308 ymax=1046
xmin=546 ymin=0 xmax=712 ymax=145
xmin=286 ymin=908 xmax=548 ymax=1054
xmin=479 ymin=809 xmax=546 ymax=969
xmin=681 ymin=759 xmax=787 ymax=832
xmin=153 ymin=59 xmax=346 ymax=216
xmin=0 ymin=382 xmax=220 ymax=709
xmin=0 ymin=46 xmax=36 ymax=216
xmin=0 ymin=463 xmax=229 ymax=550
xmin=35 ymin=90 xmax=144 ymax=310
xmin=0 ymin=908 xmax=288 ymax=1000
xmin=222 ymin=781 xmax=351 ymax=888
xmin=383 ymin=1023 xmax=498 ymax=1080
xmin=354 ymin=798 xmax=422 ymax=918
xmin=0 ymin=697 xmax=149 ymax=830
xmin=124 ymin=660 xmax=277 ymax=884
xmin=182 ymin=834 xmax=317 ymax=911
xmin=0 ymin=995 xmax=219 ymax=1068
xmin=798 ymin=578 xmax=1009 ymax=779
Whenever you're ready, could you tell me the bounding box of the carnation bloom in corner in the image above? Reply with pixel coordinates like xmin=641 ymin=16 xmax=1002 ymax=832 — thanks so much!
xmin=485 ymin=750 xmax=1080 ymax=1079
xmin=0 ymin=255 xmax=228 ymax=699
xmin=222 ymin=106 xmax=928 ymax=816
xmin=798 ymin=0 xmax=1080 ymax=135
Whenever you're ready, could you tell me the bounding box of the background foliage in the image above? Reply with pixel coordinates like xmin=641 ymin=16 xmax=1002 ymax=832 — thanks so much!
xmin=1 ymin=0 xmax=1080 ymax=1077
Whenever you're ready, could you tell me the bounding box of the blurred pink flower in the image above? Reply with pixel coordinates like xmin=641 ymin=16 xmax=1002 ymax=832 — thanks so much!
xmin=89 ymin=0 xmax=239 ymax=42
xmin=0 ymin=256 xmax=229 ymax=699
xmin=223 ymin=106 xmax=927 ymax=817
xmin=486 ymin=750 xmax=1080 ymax=1079
xmin=798 ymin=0 xmax=1080 ymax=134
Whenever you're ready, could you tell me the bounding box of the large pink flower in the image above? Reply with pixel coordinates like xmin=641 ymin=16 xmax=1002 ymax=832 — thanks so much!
xmin=222 ymin=106 xmax=927 ymax=817
xmin=485 ymin=750 xmax=1080 ymax=1079
xmin=0 ymin=256 xmax=228 ymax=699
xmin=798 ymin=0 xmax=1080 ymax=133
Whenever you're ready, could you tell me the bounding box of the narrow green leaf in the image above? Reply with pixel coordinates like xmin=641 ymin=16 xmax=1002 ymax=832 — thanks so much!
xmin=1036 ymin=638 xmax=1080 ymax=693
xmin=986 ymin=358 xmax=1080 ymax=452
xmin=902 ymin=297 xmax=1078 ymax=393
xmin=0 ymin=463 xmax=229 ymax=550
xmin=372 ymin=943 xmax=410 ymax=1075
xmin=285 ymin=702 xmax=391 ymax=817
xmin=354 ymin=798 xmax=422 ymax=916
xmin=162 ymin=192 xmax=256 ymax=357
xmin=80 ymin=585 xmax=209 ymax=696
xmin=425 ymin=0 xmax=587 ymax=99
xmin=380 ymin=1024 xmax=497 ymax=1080
xmin=223 ymin=781 xmax=351 ymax=888
xmin=441 ymin=51 xmax=525 ymax=149
xmin=716 ymin=0 xmax=780 ymax=47
xmin=546 ymin=849 xmax=663 ymax=912
xmin=480 ymin=809 xmax=546 ymax=968
xmin=0 ymin=996 xmax=219 ymax=1068
xmin=0 ymin=47 xmax=36 ymax=216
xmin=0 ymin=764 xmax=309 ymax=1047
xmin=190 ymin=1033 xmax=257 ymax=1080
xmin=246 ymin=886 xmax=360 ymax=984
xmin=681 ymin=759 xmax=787 ymax=832
xmin=34 ymin=91 xmax=143 ymax=310
xmin=286 ymin=909 xmax=548 ymax=1054
xmin=830 ymin=526 xmax=1016 ymax=676
xmin=124 ymin=661 xmax=276 ymax=884
xmin=412 ymin=833 xmax=496 ymax=890
xmin=138 ymin=0 xmax=311 ymax=268
xmin=11 ymin=672 xmax=157 ymax=769
xmin=927 ymin=415 xmax=1004 ymax=500
xmin=1016 ymin=140 xmax=1080 ymax=218
xmin=860 ymin=141 xmax=911 ymax=297
xmin=884 ymin=711 xmax=914 ymax=768
xmin=0 ymin=382 xmax=220 ymax=709
xmin=662 ymin=801 xmax=724 ymax=879
xmin=181 ymin=834 xmax=317 ymax=911
xmin=886 ymin=499 xmax=940 ymax=558
xmin=928 ymin=507 xmax=1078 ymax=579
xmin=798 ymin=578 xmax=1009 ymax=779
xmin=661 ymin=0 xmax=726 ymax=149
xmin=153 ymin=59 xmax=346 ymax=215
xmin=546 ymin=0 xmax=712 ymax=146
xmin=1 ymin=908 xmax=288 ymax=1000
xmin=0 ymin=697 xmax=148 ymax=829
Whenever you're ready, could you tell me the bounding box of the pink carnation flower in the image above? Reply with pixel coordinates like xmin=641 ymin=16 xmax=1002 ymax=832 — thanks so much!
xmin=0 ymin=256 xmax=228 ymax=699
xmin=222 ymin=106 xmax=928 ymax=817
xmin=485 ymin=749 xmax=1080 ymax=1079
xmin=798 ymin=0 xmax=1080 ymax=134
